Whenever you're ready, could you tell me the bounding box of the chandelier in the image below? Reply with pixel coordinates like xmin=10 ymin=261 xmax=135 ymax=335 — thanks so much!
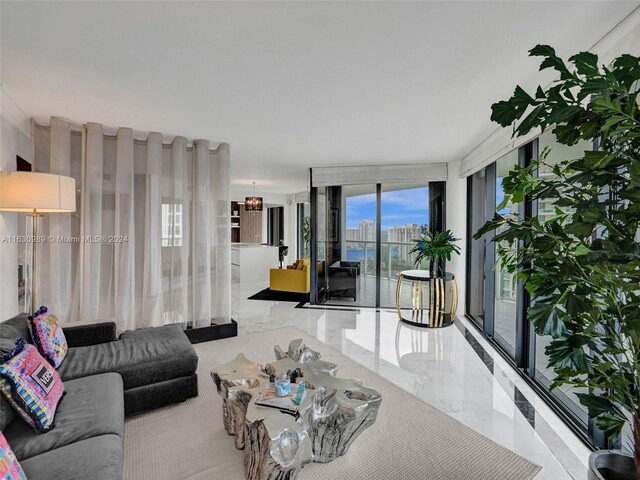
xmin=245 ymin=181 xmax=263 ymax=212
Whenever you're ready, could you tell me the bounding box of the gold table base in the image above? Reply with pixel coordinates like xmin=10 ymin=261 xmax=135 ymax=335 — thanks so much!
xmin=395 ymin=273 xmax=458 ymax=328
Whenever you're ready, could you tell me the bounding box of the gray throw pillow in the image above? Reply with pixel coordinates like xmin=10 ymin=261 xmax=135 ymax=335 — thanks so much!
xmin=0 ymin=338 xmax=17 ymax=356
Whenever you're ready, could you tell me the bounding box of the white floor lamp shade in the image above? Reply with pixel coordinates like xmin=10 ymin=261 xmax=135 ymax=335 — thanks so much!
xmin=0 ymin=171 xmax=76 ymax=312
xmin=0 ymin=172 xmax=76 ymax=212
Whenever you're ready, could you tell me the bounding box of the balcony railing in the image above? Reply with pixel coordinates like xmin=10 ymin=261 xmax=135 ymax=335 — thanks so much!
xmin=344 ymin=240 xmax=419 ymax=280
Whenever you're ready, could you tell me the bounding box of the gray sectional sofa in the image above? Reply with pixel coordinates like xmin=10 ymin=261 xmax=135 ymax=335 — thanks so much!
xmin=0 ymin=313 xmax=199 ymax=480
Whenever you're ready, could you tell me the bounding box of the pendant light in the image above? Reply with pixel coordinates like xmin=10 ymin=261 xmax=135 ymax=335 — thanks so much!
xmin=245 ymin=181 xmax=263 ymax=212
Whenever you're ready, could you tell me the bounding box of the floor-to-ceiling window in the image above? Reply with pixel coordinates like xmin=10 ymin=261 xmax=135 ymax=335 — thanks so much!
xmin=466 ymin=134 xmax=599 ymax=446
xmin=311 ymin=176 xmax=443 ymax=308
xmin=493 ymin=150 xmax=520 ymax=356
xmin=466 ymin=170 xmax=487 ymax=327
xmin=313 ymin=187 xmax=328 ymax=303
xmin=533 ymin=129 xmax=593 ymax=425
xmin=318 ymin=184 xmax=379 ymax=307
xmin=467 ymin=148 xmax=526 ymax=360
xmin=380 ymin=184 xmax=429 ymax=308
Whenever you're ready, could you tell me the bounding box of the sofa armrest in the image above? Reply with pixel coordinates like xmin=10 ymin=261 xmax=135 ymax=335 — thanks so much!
xmin=340 ymin=261 xmax=361 ymax=275
xmin=270 ymin=268 xmax=310 ymax=294
xmin=63 ymin=322 xmax=118 ymax=347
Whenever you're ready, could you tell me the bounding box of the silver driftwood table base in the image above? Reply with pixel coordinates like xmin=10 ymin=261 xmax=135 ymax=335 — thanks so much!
xmin=211 ymin=339 xmax=382 ymax=480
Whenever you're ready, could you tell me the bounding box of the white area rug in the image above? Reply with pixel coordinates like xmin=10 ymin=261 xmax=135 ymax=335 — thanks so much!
xmin=124 ymin=327 xmax=541 ymax=480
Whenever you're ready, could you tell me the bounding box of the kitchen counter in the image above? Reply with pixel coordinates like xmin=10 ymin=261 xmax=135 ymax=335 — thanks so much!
xmin=231 ymin=243 xmax=279 ymax=283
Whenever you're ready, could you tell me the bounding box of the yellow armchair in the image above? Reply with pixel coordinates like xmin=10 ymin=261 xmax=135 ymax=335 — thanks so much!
xmin=270 ymin=259 xmax=310 ymax=293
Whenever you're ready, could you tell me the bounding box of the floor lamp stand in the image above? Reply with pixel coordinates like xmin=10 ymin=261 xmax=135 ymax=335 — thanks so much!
xmin=0 ymin=172 xmax=77 ymax=315
xmin=28 ymin=209 xmax=43 ymax=314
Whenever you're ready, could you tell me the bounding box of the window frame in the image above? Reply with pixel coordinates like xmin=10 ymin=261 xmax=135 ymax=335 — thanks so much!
xmin=465 ymin=137 xmax=603 ymax=449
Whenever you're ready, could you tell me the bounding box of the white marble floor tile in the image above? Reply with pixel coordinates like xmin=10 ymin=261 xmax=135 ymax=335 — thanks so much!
xmin=233 ymin=281 xmax=591 ymax=479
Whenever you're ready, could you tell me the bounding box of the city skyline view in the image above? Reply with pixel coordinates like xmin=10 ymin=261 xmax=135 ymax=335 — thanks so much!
xmin=346 ymin=186 xmax=429 ymax=231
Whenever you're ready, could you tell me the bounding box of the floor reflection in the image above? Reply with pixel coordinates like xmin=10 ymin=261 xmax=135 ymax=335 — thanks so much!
xmin=395 ymin=320 xmax=457 ymax=372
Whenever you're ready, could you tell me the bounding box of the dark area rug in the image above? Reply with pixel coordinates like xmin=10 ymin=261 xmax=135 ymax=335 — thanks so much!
xmin=248 ymin=288 xmax=308 ymax=305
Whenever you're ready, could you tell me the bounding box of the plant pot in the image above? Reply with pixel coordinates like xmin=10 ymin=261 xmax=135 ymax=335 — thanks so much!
xmin=427 ymin=259 xmax=446 ymax=278
xmin=589 ymin=451 xmax=638 ymax=480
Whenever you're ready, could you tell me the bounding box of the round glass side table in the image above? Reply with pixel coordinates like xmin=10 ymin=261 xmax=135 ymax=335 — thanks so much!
xmin=395 ymin=269 xmax=457 ymax=328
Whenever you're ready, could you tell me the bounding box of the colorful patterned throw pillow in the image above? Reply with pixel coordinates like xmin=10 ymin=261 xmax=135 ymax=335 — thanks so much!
xmin=0 ymin=431 xmax=27 ymax=480
xmin=0 ymin=338 xmax=65 ymax=432
xmin=28 ymin=306 xmax=68 ymax=368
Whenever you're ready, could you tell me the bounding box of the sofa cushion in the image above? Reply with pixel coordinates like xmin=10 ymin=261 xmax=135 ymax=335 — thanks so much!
xmin=0 ymin=341 xmax=65 ymax=433
xmin=57 ymin=323 xmax=197 ymax=390
xmin=4 ymin=372 xmax=123 ymax=460
xmin=0 ymin=431 xmax=27 ymax=479
xmin=62 ymin=322 xmax=117 ymax=348
xmin=0 ymin=314 xmax=31 ymax=344
xmin=19 ymin=434 xmax=122 ymax=480
xmin=28 ymin=307 xmax=68 ymax=368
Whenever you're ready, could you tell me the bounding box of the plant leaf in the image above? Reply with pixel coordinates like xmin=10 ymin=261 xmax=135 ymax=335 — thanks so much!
xmin=575 ymin=393 xmax=614 ymax=418
xmin=596 ymin=414 xmax=627 ymax=444
xmin=530 ymin=45 xmax=570 ymax=77
xmin=528 ymin=299 xmax=565 ymax=337
xmin=491 ymin=100 xmax=518 ymax=127
xmin=512 ymin=85 xmax=535 ymax=109
xmin=569 ymin=51 xmax=599 ymax=76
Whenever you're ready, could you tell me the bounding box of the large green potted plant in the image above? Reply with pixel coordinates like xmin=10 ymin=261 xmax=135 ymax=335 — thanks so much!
xmin=475 ymin=45 xmax=640 ymax=479
xmin=409 ymin=228 xmax=461 ymax=276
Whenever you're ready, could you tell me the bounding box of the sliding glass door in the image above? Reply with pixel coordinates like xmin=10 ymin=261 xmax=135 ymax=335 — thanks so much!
xmin=532 ymin=130 xmax=593 ymax=424
xmin=466 ymin=170 xmax=487 ymax=327
xmin=467 ymin=148 xmax=523 ymax=359
xmin=312 ymin=181 xmax=438 ymax=308
xmin=312 ymin=184 xmax=379 ymax=307
xmin=493 ymin=150 xmax=520 ymax=356
xmin=380 ymin=184 xmax=429 ymax=308
xmin=340 ymin=184 xmax=377 ymax=306
xmin=466 ymin=134 xmax=599 ymax=446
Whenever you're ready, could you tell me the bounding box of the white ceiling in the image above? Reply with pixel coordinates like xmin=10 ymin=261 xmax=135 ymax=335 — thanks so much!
xmin=1 ymin=1 xmax=638 ymax=194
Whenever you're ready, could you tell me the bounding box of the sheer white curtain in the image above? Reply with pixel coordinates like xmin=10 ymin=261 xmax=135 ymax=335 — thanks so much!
xmin=31 ymin=117 xmax=230 ymax=330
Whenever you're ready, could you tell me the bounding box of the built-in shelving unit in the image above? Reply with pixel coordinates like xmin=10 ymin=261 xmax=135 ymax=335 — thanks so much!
xmin=230 ymin=200 xmax=262 ymax=243
xmin=231 ymin=201 xmax=241 ymax=243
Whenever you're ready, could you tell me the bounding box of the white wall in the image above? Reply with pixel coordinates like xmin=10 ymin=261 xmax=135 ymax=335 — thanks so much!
xmin=230 ymin=189 xmax=289 ymax=206
xmin=0 ymin=87 xmax=31 ymax=318
xmin=446 ymin=159 xmax=467 ymax=317
xmin=460 ymin=7 xmax=640 ymax=178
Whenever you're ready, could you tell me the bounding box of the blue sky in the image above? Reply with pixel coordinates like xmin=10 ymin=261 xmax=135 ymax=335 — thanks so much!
xmin=346 ymin=187 xmax=429 ymax=230
xmin=496 ymin=177 xmax=511 ymax=214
